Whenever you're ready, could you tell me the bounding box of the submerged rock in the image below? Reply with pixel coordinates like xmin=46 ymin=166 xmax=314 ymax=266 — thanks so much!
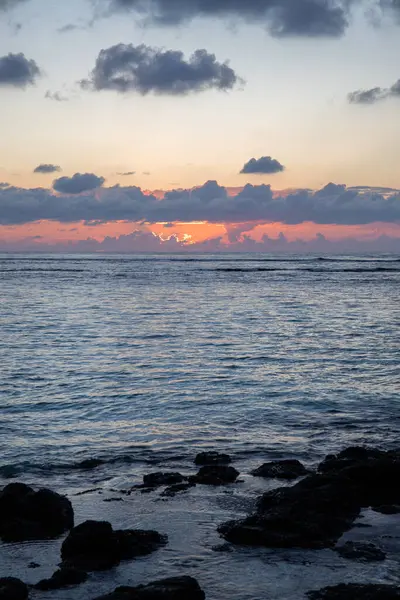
xmin=0 ymin=578 xmax=29 ymax=600
xmin=160 ymin=482 xmax=196 ymax=497
xmin=307 ymin=583 xmax=400 ymax=599
xmin=335 ymin=541 xmax=386 ymax=561
xmin=61 ymin=520 xmax=167 ymax=571
xmin=33 ymin=568 xmax=88 ymax=590
xmin=73 ymin=458 xmax=105 ymax=470
xmin=219 ymin=446 xmax=400 ymax=550
xmin=194 ymin=451 xmax=231 ymax=466
xmin=142 ymin=472 xmax=186 ymax=488
xmin=93 ymin=576 xmax=205 ymax=600
xmin=251 ymin=459 xmax=309 ymax=480
xmin=191 ymin=465 xmax=239 ymax=485
xmin=0 ymin=483 xmax=74 ymax=542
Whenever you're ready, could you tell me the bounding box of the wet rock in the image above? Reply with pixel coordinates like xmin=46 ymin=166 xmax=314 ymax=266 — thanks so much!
xmin=33 ymin=568 xmax=88 ymax=590
xmin=211 ymin=543 xmax=234 ymax=552
xmin=0 ymin=578 xmax=28 ymax=600
xmin=61 ymin=520 xmax=167 ymax=571
xmin=115 ymin=530 xmax=167 ymax=560
xmin=335 ymin=541 xmax=386 ymax=561
xmin=191 ymin=465 xmax=239 ymax=485
xmin=372 ymin=504 xmax=400 ymax=515
xmin=251 ymin=459 xmax=309 ymax=480
xmin=307 ymin=583 xmax=400 ymax=599
xmin=27 ymin=563 xmax=40 ymax=569
xmin=160 ymin=482 xmax=196 ymax=497
xmin=103 ymin=498 xmax=123 ymax=503
xmin=0 ymin=483 xmax=74 ymax=542
xmin=93 ymin=576 xmax=205 ymax=600
xmin=219 ymin=446 xmax=400 ymax=550
xmin=142 ymin=472 xmax=186 ymax=488
xmin=194 ymin=451 xmax=231 ymax=466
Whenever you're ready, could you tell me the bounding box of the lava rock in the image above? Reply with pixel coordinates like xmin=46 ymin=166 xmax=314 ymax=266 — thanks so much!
xmin=0 ymin=578 xmax=28 ymax=600
xmin=142 ymin=473 xmax=186 ymax=488
xmin=61 ymin=520 xmax=167 ymax=571
xmin=307 ymin=583 xmax=400 ymax=599
xmin=335 ymin=541 xmax=386 ymax=561
xmin=160 ymin=482 xmax=196 ymax=497
xmin=194 ymin=451 xmax=231 ymax=466
xmin=191 ymin=465 xmax=239 ymax=485
xmin=115 ymin=530 xmax=167 ymax=560
xmin=93 ymin=576 xmax=205 ymax=600
xmin=0 ymin=483 xmax=74 ymax=542
xmin=372 ymin=504 xmax=400 ymax=515
xmin=33 ymin=568 xmax=88 ymax=590
xmin=219 ymin=446 xmax=400 ymax=550
xmin=251 ymin=459 xmax=309 ymax=480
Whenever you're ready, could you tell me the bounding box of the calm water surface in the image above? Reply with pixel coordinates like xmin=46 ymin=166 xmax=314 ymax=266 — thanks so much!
xmin=1 ymin=254 xmax=399 ymax=599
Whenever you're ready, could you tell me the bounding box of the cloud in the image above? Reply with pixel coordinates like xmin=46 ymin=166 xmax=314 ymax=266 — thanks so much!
xmin=45 ymin=90 xmax=69 ymax=102
xmin=117 ymin=171 xmax=136 ymax=176
xmin=81 ymin=44 xmax=241 ymax=95
xmin=240 ymin=156 xmax=285 ymax=175
xmin=0 ymin=52 xmax=41 ymax=88
xmin=104 ymin=0 xmax=353 ymax=38
xmin=0 ymin=182 xmax=10 ymax=189
xmin=53 ymin=173 xmax=105 ymax=194
xmin=348 ymin=78 xmax=400 ymax=104
xmin=0 ymin=0 xmax=26 ymax=10
xmin=34 ymin=164 xmax=61 ymax=174
xmin=1 ymin=181 xmax=400 ymax=226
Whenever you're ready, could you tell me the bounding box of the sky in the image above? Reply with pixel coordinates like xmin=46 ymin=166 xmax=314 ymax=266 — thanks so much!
xmin=0 ymin=0 xmax=400 ymax=252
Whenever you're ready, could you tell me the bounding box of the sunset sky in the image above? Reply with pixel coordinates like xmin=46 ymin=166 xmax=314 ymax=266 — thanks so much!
xmin=0 ymin=0 xmax=400 ymax=252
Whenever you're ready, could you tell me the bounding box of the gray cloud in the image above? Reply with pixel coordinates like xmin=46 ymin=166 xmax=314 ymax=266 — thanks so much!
xmin=34 ymin=164 xmax=61 ymax=174
xmin=104 ymin=0 xmax=353 ymax=38
xmin=241 ymin=156 xmax=285 ymax=175
xmin=117 ymin=171 xmax=136 ymax=176
xmin=0 ymin=52 xmax=41 ymax=88
xmin=348 ymin=78 xmax=400 ymax=104
xmin=53 ymin=173 xmax=105 ymax=194
xmin=81 ymin=43 xmax=241 ymax=95
xmin=1 ymin=181 xmax=400 ymax=226
xmin=45 ymin=90 xmax=69 ymax=102
xmin=0 ymin=182 xmax=10 ymax=189
xmin=0 ymin=0 xmax=26 ymax=10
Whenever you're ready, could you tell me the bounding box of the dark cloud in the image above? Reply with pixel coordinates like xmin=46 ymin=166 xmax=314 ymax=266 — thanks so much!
xmin=0 ymin=0 xmax=26 ymax=10
xmin=34 ymin=164 xmax=61 ymax=174
xmin=1 ymin=181 xmax=400 ymax=226
xmin=81 ymin=43 xmax=241 ymax=95
xmin=240 ymin=156 xmax=285 ymax=175
xmin=348 ymin=78 xmax=400 ymax=104
xmin=0 ymin=182 xmax=10 ymax=189
xmin=104 ymin=0 xmax=353 ymax=38
xmin=0 ymin=52 xmax=41 ymax=88
xmin=53 ymin=173 xmax=105 ymax=194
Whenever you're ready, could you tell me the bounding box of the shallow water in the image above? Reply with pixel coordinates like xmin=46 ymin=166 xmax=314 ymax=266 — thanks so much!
xmin=1 ymin=253 xmax=399 ymax=598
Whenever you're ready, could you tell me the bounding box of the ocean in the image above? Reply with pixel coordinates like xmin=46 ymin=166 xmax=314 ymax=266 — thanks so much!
xmin=1 ymin=253 xmax=399 ymax=599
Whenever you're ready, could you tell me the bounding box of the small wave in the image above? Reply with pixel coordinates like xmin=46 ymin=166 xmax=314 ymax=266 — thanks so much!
xmin=0 ymin=268 xmax=85 ymax=273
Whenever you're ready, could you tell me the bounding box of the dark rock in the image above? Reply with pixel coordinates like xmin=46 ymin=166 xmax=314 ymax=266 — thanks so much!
xmin=307 ymin=583 xmax=400 ymax=599
xmin=115 ymin=530 xmax=167 ymax=560
xmin=251 ymin=459 xmax=309 ymax=480
xmin=0 ymin=483 xmax=74 ymax=542
xmin=61 ymin=520 xmax=167 ymax=571
xmin=372 ymin=504 xmax=400 ymax=515
xmin=61 ymin=520 xmax=119 ymax=571
xmin=219 ymin=446 xmax=400 ymax=550
xmin=92 ymin=576 xmax=205 ymax=600
xmin=335 ymin=541 xmax=386 ymax=561
xmin=191 ymin=465 xmax=239 ymax=485
xmin=160 ymin=483 xmax=196 ymax=497
xmin=27 ymin=563 xmax=40 ymax=569
xmin=142 ymin=473 xmax=186 ymax=488
xmin=194 ymin=451 xmax=231 ymax=466
xmin=33 ymin=568 xmax=88 ymax=590
xmin=0 ymin=578 xmax=28 ymax=600
xmin=212 ymin=543 xmax=234 ymax=552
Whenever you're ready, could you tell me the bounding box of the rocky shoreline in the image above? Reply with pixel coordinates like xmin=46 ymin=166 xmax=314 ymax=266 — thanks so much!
xmin=1 ymin=447 xmax=399 ymax=599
